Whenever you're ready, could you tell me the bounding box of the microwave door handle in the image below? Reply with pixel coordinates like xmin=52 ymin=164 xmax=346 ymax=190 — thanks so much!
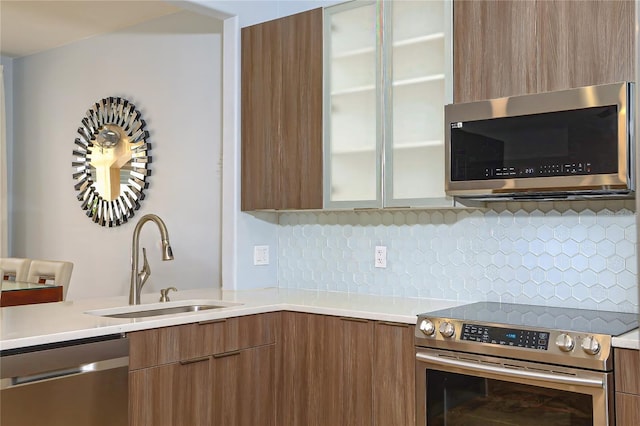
xmin=415 ymin=352 xmax=604 ymax=389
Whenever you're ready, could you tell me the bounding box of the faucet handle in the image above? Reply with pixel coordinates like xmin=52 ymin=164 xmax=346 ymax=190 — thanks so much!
xmin=159 ymin=287 xmax=178 ymax=302
xmin=139 ymin=247 xmax=151 ymax=288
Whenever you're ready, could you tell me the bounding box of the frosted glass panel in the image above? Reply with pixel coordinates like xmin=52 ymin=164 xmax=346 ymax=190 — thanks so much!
xmin=389 ymin=0 xmax=446 ymax=201
xmin=326 ymin=2 xmax=379 ymax=204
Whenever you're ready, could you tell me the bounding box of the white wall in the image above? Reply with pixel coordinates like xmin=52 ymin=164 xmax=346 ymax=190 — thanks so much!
xmin=10 ymin=11 xmax=224 ymax=300
xmin=0 ymin=56 xmax=14 ymax=252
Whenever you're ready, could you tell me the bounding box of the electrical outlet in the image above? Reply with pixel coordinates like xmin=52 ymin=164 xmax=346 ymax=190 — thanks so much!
xmin=375 ymin=246 xmax=387 ymax=268
xmin=254 ymin=245 xmax=269 ymax=265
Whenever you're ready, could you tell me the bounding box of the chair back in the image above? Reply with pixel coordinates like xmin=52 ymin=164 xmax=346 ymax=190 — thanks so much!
xmin=0 ymin=258 xmax=31 ymax=281
xmin=26 ymin=260 xmax=74 ymax=300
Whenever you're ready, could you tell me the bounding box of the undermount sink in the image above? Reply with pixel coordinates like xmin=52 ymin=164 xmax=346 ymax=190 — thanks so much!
xmin=86 ymin=300 xmax=243 ymax=319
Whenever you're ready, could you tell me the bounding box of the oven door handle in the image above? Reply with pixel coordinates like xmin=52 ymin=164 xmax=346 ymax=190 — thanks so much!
xmin=416 ymin=353 xmax=604 ymax=388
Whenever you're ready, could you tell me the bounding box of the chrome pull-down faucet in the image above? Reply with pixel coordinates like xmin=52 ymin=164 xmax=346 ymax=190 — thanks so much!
xmin=129 ymin=214 xmax=174 ymax=305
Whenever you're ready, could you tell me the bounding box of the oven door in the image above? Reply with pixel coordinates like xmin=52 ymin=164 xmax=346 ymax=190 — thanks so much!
xmin=416 ymin=348 xmax=613 ymax=426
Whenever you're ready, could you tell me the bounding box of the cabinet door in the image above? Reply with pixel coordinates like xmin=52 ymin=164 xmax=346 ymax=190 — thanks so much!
xmin=211 ymin=345 xmax=276 ymax=426
xmin=537 ymin=0 xmax=634 ymax=93
xmin=241 ymin=9 xmax=323 ymax=211
xmin=372 ymin=321 xmax=415 ymax=426
xmin=129 ymin=358 xmax=211 ymax=426
xmin=333 ymin=316 xmax=374 ymax=426
xmin=324 ymin=1 xmax=381 ymax=208
xmin=385 ymin=0 xmax=451 ymax=206
xmin=278 ymin=312 xmax=373 ymax=426
xmin=453 ymin=0 xmax=537 ymax=103
xmin=278 ymin=312 xmax=336 ymax=426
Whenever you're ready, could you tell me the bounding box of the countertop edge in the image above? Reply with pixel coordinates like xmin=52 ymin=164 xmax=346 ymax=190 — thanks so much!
xmin=2 ymin=288 xmax=637 ymax=351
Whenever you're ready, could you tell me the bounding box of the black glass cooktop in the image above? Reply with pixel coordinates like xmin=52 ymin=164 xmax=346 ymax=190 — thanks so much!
xmin=422 ymin=302 xmax=638 ymax=337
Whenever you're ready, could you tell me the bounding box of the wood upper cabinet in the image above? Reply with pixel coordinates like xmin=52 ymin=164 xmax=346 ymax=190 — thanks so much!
xmin=241 ymin=9 xmax=323 ymax=211
xmin=454 ymin=0 xmax=634 ymax=103
xmin=454 ymin=0 xmax=536 ymax=103
xmin=615 ymin=348 xmax=640 ymax=426
xmin=537 ymin=0 xmax=634 ymax=93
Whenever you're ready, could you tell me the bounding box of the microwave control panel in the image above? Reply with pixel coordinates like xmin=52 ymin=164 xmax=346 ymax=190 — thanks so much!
xmin=486 ymin=162 xmax=593 ymax=179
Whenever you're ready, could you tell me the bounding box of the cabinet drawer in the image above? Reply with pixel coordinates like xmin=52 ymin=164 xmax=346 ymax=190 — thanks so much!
xmin=129 ymin=313 xmax=278 ymax=370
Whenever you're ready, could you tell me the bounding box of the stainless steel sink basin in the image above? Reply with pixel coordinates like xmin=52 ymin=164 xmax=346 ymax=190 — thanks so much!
xmin=86 ymin=300 xmax=242 ymax=319
xmin=103 ymin=304 xmax=227 ymax=318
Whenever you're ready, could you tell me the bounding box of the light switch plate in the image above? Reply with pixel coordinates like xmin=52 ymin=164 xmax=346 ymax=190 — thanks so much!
xmin=254 ymin=245 xmax=270 ymax=266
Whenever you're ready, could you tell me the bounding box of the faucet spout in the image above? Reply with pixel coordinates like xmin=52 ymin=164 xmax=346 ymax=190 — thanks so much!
xmin=129 ymin=214 xmax=174 ymax=305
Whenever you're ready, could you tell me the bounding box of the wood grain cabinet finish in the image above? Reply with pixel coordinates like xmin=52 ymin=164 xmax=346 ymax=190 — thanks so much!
xmin=128 ymin=313 xmax=278 ymax=426
xmin=454 ymin=0 xmax=634 ymax=103
xmin=615 ymin=348 xmax=640 ymax=426
xmin=129 ymin=357 xmax=211 ymax=426
xmin=453 ymin=0 xmax=537 ymax=103
xmin=211 ymin=344 xmax=276 ymax=426
xmin=537 ymin=0 xmax=634 ymax=93
xmin=277 ymin=312 xmax=415 ymax=426
xmin=372 ymin=321 xmax=415 ymax=426
xmin=241 ymin=8 xmax=323 ymax=211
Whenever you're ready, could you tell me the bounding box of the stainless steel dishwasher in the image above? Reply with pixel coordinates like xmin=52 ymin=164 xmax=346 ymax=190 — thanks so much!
xmin=1 ymin=334 xmax=129 ymax=426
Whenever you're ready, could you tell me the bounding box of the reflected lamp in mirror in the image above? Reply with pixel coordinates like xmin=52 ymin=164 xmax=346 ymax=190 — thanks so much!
xmin=72 ymin=97 xmax=152 ymax=227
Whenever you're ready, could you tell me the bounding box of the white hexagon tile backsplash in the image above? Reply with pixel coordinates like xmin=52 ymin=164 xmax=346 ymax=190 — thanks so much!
xmin=278 ymin=200 xmax=638 ymax=312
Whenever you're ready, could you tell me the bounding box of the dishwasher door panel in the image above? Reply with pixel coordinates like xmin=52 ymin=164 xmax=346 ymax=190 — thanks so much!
xmin=1 ymin=364 xmax=128 ymax=426
xmin=0 ymin=334 xmax=129 ymax=426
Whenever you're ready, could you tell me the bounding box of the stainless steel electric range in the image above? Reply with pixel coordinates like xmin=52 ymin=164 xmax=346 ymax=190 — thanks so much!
xmin=414 ymin=302 xmax=638 ymax=426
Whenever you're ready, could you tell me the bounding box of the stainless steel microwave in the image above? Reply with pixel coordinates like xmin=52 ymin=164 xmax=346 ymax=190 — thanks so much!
xmin=445 ymin=82 xmax=634 ymax=200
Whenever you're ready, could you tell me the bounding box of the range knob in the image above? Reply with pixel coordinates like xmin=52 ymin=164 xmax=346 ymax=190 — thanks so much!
xmin=555 ymin=333 xmax=575 ymax=352
xmin=581 ymin=336 xmax=601 ymax=355
xmin=419 ymin=319 xmax=436 ymax=336
xmin=439 ymin=321 xmax=455 ymax=338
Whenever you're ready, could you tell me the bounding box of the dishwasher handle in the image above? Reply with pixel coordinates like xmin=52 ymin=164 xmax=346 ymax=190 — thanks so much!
xmin=6 ymin=357 xmax=129 ymax=389
xmin=1 ymin=334 xmax=129 ymax=383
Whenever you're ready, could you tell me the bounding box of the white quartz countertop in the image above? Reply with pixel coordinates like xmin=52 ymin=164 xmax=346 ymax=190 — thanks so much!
xmin=1 ymin=287 xmax=637 ymax=351
xmin=0 ymin=287 xmax=461 ymax=351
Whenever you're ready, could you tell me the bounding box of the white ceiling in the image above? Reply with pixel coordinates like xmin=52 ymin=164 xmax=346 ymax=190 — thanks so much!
xmin=0 ymin=0 xmax=182 ymax=58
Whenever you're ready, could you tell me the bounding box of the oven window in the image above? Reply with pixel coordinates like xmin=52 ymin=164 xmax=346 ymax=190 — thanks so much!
xmin=426 ymin=370 xmax=593 ymax=426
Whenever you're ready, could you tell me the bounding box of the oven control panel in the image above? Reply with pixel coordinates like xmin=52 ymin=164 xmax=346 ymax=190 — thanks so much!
xmin=461 ymin=323 xmax=549 ymax=350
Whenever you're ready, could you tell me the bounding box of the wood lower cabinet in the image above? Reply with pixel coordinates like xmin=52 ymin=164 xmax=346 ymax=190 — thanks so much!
xmin=373 ymin=321 xmax=415 ymax=426
xmin=615 ymin=348 xmax=640 ymax=426
xmin=277 ymin=312 xmax=414 ymax=426
xmin=128 ymin=313 xmax=278 ymax=426
xmin=130 ymin=357 xmax=210 ymax=426
xmin=128 ymin=311 xmax=415 ymax=426
xmin=211 ymin=344 xmax=276 ymax=426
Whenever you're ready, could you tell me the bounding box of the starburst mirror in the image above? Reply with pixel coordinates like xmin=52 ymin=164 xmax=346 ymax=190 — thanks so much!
xmin=72 ymin=97 xmax=151 ymax=226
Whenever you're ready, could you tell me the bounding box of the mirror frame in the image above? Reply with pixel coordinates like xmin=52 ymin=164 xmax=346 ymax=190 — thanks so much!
xmin=72 ymin=97 xmax=152 ymax=227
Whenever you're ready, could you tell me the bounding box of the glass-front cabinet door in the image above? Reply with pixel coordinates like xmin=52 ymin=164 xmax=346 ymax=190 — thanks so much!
xmin=324 ymin=1 xmax=381 ymax=208
xmin=324 ymin=0 xmax=453 ymax=209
